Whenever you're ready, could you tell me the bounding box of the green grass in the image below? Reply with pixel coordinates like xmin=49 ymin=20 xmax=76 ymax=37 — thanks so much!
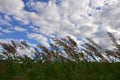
xmin=0 ymin=61 xmax=120 ymax=80
xmin=0 ymin=33 xmax=120 ymax=80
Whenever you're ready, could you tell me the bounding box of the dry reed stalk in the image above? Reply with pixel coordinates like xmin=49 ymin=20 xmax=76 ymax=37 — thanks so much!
xmin=86 ymin=38 xmax=102 ymax=50
xmin=0 ymin=32 xmax=120 ymax=62
xmin=37 ymin=45 xmax=53 ymax=61
xmin=105 ymin=50 xmax=119 ymax=59
xmin=82 ymin=49 xmax=97 ymax=62
xmin=67 ymin=36 xmax=77 ymax=47
xmin=0 ymin=43 xmax=16 ymax=54
xmin=107 ymin=32 xmax=118 ymax=46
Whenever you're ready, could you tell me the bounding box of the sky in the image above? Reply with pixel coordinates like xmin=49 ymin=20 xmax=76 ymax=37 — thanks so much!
xmin=0 ymin=0 xmax=120 ymax=55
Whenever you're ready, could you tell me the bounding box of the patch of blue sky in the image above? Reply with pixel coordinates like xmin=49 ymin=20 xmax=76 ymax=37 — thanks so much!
xmin=0 ymin=31 xmax=40 ymax=44
xmin=23 ymin=0 xmax=49 ymax=13
xmin=0 ymin=12 xmax=25 ymax=28
xmin=95 ymin=7 xmax=101 ymax=11
xmin=0 ymin=15 xmax=37 ymax=45
xmin=23 ymin=0 xmax=38 ymax=13
xmin=35 ymin=0 xmax=49 ymax=2
xmin=27 ymin=24 xmax=40 ymax=33
xmin=9 ymin=16 xmax=25 ymax=26
xmin=55 ymin=0 xmax=62 ymax=5
xmin=0 ymin=13 xmax=11 ymax=26
xmin=0 ymin=31 xmax=26 ymax=39
xmin=23 ymin=0 xmax=49 ymax=3
xmin=88 ymin=13 xmax=92 ymax=16
xmin=0 ymin=12 xmax=4 ymax=18
xmin=0 ymin=15 xmax=26 ymax=31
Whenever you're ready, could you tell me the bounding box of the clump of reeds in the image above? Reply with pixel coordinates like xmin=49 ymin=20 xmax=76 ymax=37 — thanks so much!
xmin=0 ymin=32 xmax=120 ymax=63
xmin=0 ymin=40 xmax=32 ymax=62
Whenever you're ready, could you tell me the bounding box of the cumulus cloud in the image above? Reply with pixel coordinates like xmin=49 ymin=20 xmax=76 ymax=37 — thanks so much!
xmin=24 ymin=0 xmax=104 ymax=45
xmin=96 ymin=3 xmax=120 ymax=31
xmin=0 ymin=0 xmax=120 ymax=49
xmin=0 ymin=0 xmax=30 ymax=25
xmin=25 ymin=0 xmax=94 ymax=37
xmin=0 ymin=0 xmax=24 ymax=15
xmin=91 ymin=1 xmax=120 ymax=48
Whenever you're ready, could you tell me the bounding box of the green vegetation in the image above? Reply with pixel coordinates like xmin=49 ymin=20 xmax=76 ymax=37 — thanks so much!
xmin=0 ymin=61 xmax=120 ymax=80
xmin=0 ymin=32 xmax=120 ymax=80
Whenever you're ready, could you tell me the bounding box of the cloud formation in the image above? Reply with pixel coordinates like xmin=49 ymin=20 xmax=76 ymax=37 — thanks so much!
xmin=0 ymin=0 xmax=120 ymax=50
xmin=0 ymin=0 xmax=23 ymax=14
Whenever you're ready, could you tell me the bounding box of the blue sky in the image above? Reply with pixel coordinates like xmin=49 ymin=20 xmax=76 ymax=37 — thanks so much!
xmin=0 ymin=0 xmax=120 ymax=49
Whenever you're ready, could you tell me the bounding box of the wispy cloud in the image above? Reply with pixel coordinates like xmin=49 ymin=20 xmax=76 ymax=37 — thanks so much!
xmin=13 ymin=26 xmax=27 ymax=32
xmin=0 ymin=19 xmax=11 ymax=26
xmin=0 ymin=27 xmax=12 ymax=33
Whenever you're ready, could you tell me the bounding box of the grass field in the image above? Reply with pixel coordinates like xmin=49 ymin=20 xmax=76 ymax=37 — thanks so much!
xmin=0 ymin=60 xmax=120 ymax=80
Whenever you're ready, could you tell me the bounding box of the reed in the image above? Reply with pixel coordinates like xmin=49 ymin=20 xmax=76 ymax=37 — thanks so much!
xmin=0 ymin=32 xmax=120 ymax=62
xmin=0 ymin=32 xmax=120 ymax=80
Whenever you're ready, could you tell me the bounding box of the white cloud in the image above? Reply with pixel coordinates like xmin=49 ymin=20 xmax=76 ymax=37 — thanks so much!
xmin=0 ymin=0 xmax=120 ymax=49
xmin=24 ymin=0 xmax=120 ymax=49
xmin=96 ymin=3 xmax=120 ymax=31
xmin=0 ymin=19 xmax=11 ymax=26
xmin=91 ymin=1 xmax=120 ymax=49
xmin=27 ymin=33 xmax=49 ymax=47
xmin=0 ymin=0 xmax=24 ymax=15
xmin=23 ymin=0 xmax=97 ymax=39
xmin=14 ymin=26 xmax=26 ymax=32
xmin=0 ymin=0 xmax=30 ymax=25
